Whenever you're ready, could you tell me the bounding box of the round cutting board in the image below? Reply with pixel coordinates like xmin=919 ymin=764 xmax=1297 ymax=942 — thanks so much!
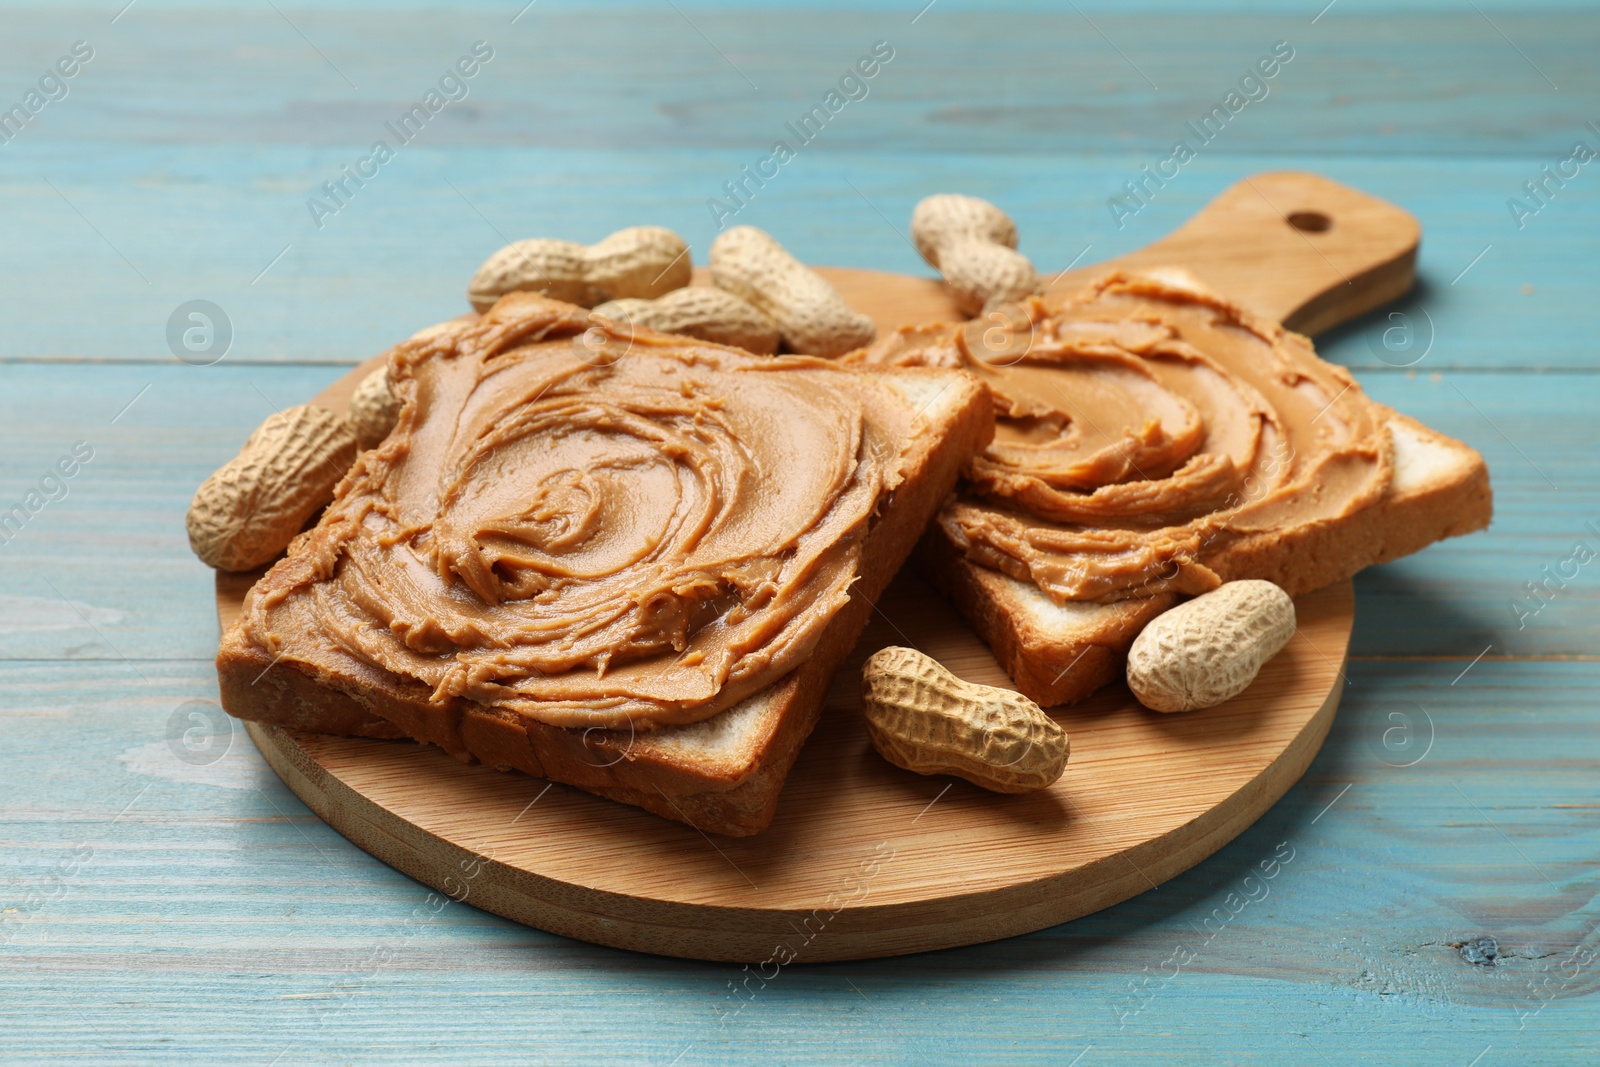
xmin=226 ymin=172 xmax=1418 ymax=962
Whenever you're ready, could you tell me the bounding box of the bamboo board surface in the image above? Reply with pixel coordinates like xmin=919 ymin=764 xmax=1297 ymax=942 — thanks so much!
xmin=219 ymin=173 xmax=1402 ymax=960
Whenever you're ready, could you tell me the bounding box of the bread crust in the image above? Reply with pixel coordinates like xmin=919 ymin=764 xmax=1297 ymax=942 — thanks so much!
xmin=216 ymin=366 xmax=993 ymax=836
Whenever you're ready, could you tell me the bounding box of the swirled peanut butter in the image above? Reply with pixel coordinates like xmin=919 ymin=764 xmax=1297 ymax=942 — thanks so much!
xmin=242 ymin=294 xmax=915 ymax=729
xmin=853 ymin=269 xmax=1392 ymax=604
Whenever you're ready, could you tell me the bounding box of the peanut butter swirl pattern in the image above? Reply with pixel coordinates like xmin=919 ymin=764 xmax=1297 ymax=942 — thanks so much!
xmin=244 ymin=294 xmax=913 ymax=729
xmin=852 ymin=270 xmax=1392 ymax=604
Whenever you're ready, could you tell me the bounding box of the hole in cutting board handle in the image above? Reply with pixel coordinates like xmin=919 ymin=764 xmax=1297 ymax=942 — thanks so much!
xmin=1286 ymin=210 xmax=1332 ymax=233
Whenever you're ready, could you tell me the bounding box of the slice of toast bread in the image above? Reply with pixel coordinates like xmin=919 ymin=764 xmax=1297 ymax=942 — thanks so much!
xmin=216 ymin=305 xmax=992 ymax=836
xmin=919 ymin=408 xmax=1492 ymax=706
xmin=856 ymin=268 xmax=1492 ymax=707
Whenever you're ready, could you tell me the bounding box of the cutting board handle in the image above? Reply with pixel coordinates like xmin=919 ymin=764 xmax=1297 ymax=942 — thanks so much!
xmin=1047 ymin=171 xmax=1421 ymax=337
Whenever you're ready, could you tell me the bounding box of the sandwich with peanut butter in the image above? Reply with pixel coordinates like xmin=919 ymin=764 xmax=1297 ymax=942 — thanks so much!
xmin=852 ymin=268 xmax=1492 ymax=705
xmin=216 ymin=293 xmax=992 ymax=835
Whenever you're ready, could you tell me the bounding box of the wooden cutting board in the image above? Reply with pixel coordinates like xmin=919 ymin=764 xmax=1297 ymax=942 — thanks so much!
xmin=224 ymin=171 xmax=1418 ymax=962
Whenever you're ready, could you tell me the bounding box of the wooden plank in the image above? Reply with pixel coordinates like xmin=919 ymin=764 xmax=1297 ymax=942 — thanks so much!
xmin=2 ymin=8 xmax=1593 ymax=156
xmin=2 ymin=150 xmax=1592 ymax=368
xmin=2 ymin=659 xmax=1595 ymax=1062
xmin=0 ymin=363 xmax=345 ymax=662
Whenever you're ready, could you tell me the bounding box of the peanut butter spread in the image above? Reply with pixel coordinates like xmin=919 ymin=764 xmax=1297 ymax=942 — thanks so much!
xmin=854 ymin=269 xmax=1392 ymax=604
xmin=241 ymin=294 xmax=916 ymax=729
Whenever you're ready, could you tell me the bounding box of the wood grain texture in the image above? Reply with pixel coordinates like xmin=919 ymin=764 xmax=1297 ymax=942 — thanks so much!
xmin=1 ymin=3 xmax=1594 ymax=1063
xmin=4 ymin=7 xmax=1597 ymax=155
xmin=10 ymin=151 xmax=1593 ymax=370
xmin=2 ymin=9 xmax=1596 ymax=370
xmin=3 ymin=657 xmax=1596 ymax=1065
xmin=243 ymin=579 xmax=1350 ymax=962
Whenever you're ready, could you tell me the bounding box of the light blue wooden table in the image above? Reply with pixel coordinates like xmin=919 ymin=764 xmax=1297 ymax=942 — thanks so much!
xmin=2 ymin=2 xmax=1596 ymax=1063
